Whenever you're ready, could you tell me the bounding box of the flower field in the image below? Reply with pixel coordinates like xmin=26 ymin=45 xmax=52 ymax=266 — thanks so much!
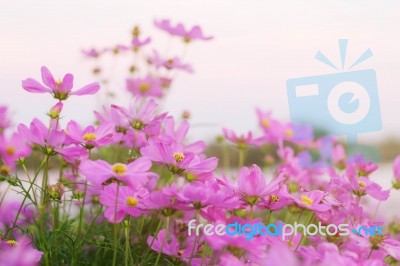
xmin=1 ymin=19 xmax=400 ymax=266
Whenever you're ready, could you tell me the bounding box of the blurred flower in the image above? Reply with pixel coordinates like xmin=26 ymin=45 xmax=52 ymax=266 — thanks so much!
xmin=22 ymin=66 xmax=100 ymax=100
xmin=126 ymin=76 xmax=163 ymax=98
xmin=154 ymin=19 xmax=213 ymax=42
xmin=222 ymin=128 xmax=261 ymax=149
xmin=0 ymin=236 xmax=43 ymax=266
xmin=0 ymin=106 xmax=12 ymax=134
xmin=0 ymin=133 xmax=31 ymax=169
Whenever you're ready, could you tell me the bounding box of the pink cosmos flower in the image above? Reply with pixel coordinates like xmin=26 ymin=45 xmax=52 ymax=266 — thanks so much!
xmin=0 ymin=106 xmax=12 ymax=134
xmin=0 ymin=201 xmax=34 ymax=230
xmin=393 ymin=155 xmax=400 ymax=181
xmin=65 ymin=120 xmax=114 ymax=149
xmin=131 ymin=36 xmax=151 ymax=52
xmin=154 ymin=19 xmax=213 ymax=42
xmin=48 ymin=102 xmax=63 ymax=119
xmin=57 ymin=146 xmax=89 ymax=164
xmin=111 ymin=98 xmax=166 ymax=136
xmin=293 ymin=190 xmax=333 ymax=213
xmin=178 ymin=181 xmax=236 ymax=210
xmin=17 ymin=119 xmax=65 ymax=153
xmin=81 ymin=48 xmax=103 ymax=58
xmin=0 ymin=133 xmax=31 ymax=169
xmin=22 ymin=66 xmax=100 ymax=101
xmin=79 ymin=157 xmax=157 ymax=189
xmin=160 ymin=117 xmax=206 ymax=154
xmin=0 ymin=236 xmax=43 ymax=266
xmin=147 ymin=229 xmax=181 ymax=257
xmin=219 ymin=165 xmax=286 ymax=207
xmin=126 ymin=76 xmax=163 ymax=98
xmin=99 ymin=183 xmax=149 ymax=223
xmin=222 ymin=128 xmax=262 ymax=149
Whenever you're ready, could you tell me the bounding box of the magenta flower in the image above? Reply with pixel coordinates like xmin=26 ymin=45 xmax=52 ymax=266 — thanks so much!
xmin=0 ymin=236 xmax=43 ymax=266
xmin=154 ymin=19 xmax=213 ymax=43
xmin=17 ymin=119 xmax=65 ymax=153
xmin=126 ymin=76 xmax=163 ymax=98
xmin=178 ymin=181 xmax=236 ymax=210
xmin=131 ymin=36 xmax=151 ymax=52
xmin=0 ymin=106 xmax=12 ymax=134
xmin=219 ymin=165 xmax=286 ymax=207
xmin=65 ymin=120 xmax=114 ymax=149
xmin=111 ymin=98 xmax=166 ymax=136
xmin=148 ymin=51 xmax=193 ymax=73
xmin=79 ymin=157 xmax=157 ymax=189
xmin=222 ymin=128 xmax=262 ymax=149
xmin=81 ymin=48 xmax=103 ymax=58
xmin=293 ymin=190 xmax=333 ymax=212
xmin=0 ymin=133 xmax=31 ymax=169
xmin=147 ymin=229 xmax=181 ymax=257
xmin=349 ymin=176 xmax=390 ymax=201
xmin=99 ymin=183 xmax=149 ymax=223
xmin=394 ymin=155 xmax=400 ymax=181
xmin=22 ymin=66 xmax=100 ymax=101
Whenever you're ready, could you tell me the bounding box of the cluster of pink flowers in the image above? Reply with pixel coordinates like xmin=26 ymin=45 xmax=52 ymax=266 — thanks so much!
xmin=1 ymin=19 xmax=400 ymax=266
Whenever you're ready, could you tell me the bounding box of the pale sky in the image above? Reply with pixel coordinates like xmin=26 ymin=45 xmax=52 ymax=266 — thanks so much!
xmin=1 ymin=0 xmax=400 ymax=143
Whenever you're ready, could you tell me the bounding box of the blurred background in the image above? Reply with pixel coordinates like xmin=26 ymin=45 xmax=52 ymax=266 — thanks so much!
xmin=1 ymin=0 xmax=400 ymax=160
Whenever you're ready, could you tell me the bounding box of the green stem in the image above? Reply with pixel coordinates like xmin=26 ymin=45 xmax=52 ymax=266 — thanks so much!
xmin=238 ymin=148 xmax=245 ymax=168
xmin=112 ymin=184 xmax=121 ymax=266
xmin=7 ymin=156 xmax=47 ymax=237
xmin=77 ymin=182 xmax=88 ymax=236
xmin=124 ymin=218 xmax=131 ymax=266
xmin=39 ymin=156 xmax=50 ymax=233
xmin=295 ymin=212 xmax=315 ymax=251
xmin=188 ymin=210 xmax=200 ymax=265
xmin=155 ymin=216 xmax=170 ymax=266
xmin=0 ymin=184 xmax=10 ymax=206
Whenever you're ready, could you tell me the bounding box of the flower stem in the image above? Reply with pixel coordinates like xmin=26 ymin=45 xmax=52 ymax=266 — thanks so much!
xmin=188 ymin=209 xmax=200 ymax=265
xmin=124 ymin=218 xmax=131 ymax=266
xmin=112 ymin=184 xmax=121 ymax=266
xmin=295 ymin=212 xmax=315 ymax=251
xmin=155 ymin=216 xmax=170 ymax=266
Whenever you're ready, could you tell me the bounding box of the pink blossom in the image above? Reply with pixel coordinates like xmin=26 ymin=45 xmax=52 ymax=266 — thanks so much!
xmin=17 ymin=119 xmax=65 ymax=152
xmin=99 ymin=183 xmax=149 ymax=223
xmin=0 ymin=106 xmax=12 ymax=133
xmin=0 ymin=133 xmax=31 ymax=169
xmin=222 ymin=128 xmax=262 ymax=148
xmin=293 ymin=190 xmax=333 ymax=212
xmin=393 ymin=155 xmax=400 ymax=181
xmin=22 ymin=66 xmax=100 ymax=100
xmin=65 ymin=120 xmax=114 ymax=149
xmin=0 ymin=236 xmax=43 ymax=266
xmin=154 ymin=19 xmax=213 ymax=42
xmin=146 ymin=229 xmax=181 ymax=257
xmin=131 ymin=36 xmax=151 ymax=51
xmin=79 ymin=157 xmax=157 ymax=189
xmin=126 ymin=76 xmax=163 ymax=98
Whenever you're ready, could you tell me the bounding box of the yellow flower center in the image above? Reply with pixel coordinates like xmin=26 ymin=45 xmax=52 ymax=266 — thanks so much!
xmin=0 ymin=165 xmax=10 ymax=176
xmin=112 ymin=163 xmax=127 ymax=175
xmin=173 ymin=152 xmax=185 ymax=163
xmin=126 ymin=196 xmax=138 ymax=207
xmin=287 ymin=240 xmax=294 ymax=248
xmin=358 ymin=181 xmax=366 ymax=188
xmin=55 ymin=79 xmax=62 ymax=87
xmin=6 ymin=240 xmax=17 ymax=247
xmin=270 ymin=194 xmax=280 ymax=203
xmin=285 ymin=129 xmax=293 ymax=138
xmin=6 ymin=146 xmax=15 ymax=156
xmin=139 ymin=82 xmax=150 ymax=92
xmin=301 ymin=195 xmax=314 ymax=206
xmin=83 ymin=133 xmax=97 ymax=141
xmin=261 ymin=119 xmax=270 ymax=128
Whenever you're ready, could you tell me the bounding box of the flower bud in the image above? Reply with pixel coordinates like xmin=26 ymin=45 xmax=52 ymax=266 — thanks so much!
xmin=48 ymin=102 xmax=63 ymax=119
xmin=48 ymin=182 xmax=64 ymax=202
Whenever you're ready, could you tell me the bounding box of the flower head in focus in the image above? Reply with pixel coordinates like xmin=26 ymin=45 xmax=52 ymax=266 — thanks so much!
xmin=22 ymin=66 xmax=100 ymax=101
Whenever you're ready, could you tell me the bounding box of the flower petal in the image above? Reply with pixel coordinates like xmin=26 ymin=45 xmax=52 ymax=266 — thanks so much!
xmin=71 ymin=82 xmax=100 ymax=96
xmin=21 ymin=78 xmax=51 ymax=93
xmin=40 ymin=66 xmax=56 ymax=88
